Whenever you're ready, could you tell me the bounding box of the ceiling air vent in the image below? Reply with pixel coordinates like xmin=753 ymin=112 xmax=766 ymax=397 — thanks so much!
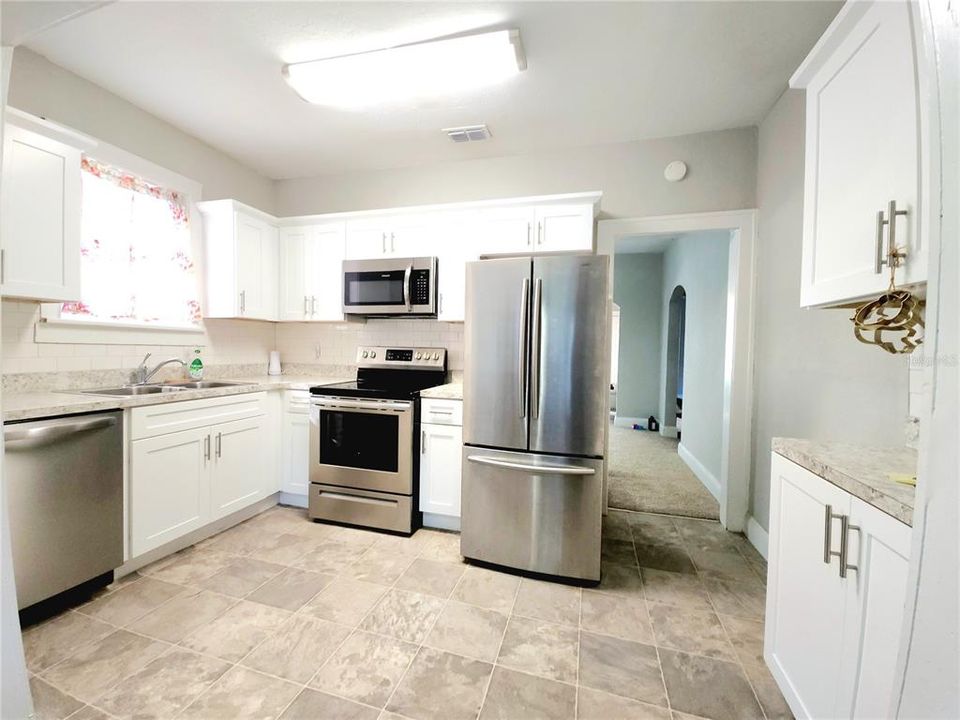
xmin=443 ymin=124 xmax=491 ymax=143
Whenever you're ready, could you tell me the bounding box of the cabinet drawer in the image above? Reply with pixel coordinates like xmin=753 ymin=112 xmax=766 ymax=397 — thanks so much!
xmin=421 ymin=399 xmax=463 ymax=426
xmin=284 ymin=390 xmax=311 ymax=415
xmin=131 ymin=392 xmax=267 ymax=440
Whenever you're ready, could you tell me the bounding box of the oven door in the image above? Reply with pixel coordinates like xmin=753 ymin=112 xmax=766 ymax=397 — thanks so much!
xmin=309 ymin=396 xmax=414 ymax=494
xmin=342 ymin=257 xmax=437 ymax=316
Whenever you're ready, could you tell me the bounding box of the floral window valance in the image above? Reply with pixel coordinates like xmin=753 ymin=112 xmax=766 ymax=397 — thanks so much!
xmin=61 ymin=157 xmax=202 ymax=328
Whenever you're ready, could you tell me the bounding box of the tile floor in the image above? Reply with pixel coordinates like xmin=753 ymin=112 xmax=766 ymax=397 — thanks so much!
xmin=22 ymin=506 xmax=792 ymax=720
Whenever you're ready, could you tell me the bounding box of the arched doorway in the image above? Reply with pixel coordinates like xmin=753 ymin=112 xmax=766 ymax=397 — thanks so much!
xmin=663 ymin=285 xmax=686 ymax=439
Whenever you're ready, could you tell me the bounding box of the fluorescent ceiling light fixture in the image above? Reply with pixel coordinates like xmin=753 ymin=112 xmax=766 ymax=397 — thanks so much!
xmin=283 ymin=29 xmax=526 ymax=108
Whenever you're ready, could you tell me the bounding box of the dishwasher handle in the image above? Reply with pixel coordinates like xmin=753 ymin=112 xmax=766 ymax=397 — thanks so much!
xmin=4 ymin=415 xmax=118 ymax=450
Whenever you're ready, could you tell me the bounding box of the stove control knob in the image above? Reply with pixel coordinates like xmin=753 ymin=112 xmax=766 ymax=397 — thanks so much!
xmin=370 ymin=351 xmax=377 ymax=359
xmin=361 ymin=351 xmax=369 ymax=358
xmin=433 ymin=352 xmax=441 ymax=360
xmin=415 ymin=352 xmax=422 ymax=360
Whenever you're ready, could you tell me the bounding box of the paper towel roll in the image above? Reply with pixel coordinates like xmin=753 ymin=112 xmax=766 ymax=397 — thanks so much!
xmin=268 ymin=351 xmax=281 ymax=376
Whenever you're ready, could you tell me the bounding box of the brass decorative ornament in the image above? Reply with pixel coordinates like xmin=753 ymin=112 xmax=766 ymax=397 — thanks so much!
xmin=851 ymin=202 xmax=924 ymax=355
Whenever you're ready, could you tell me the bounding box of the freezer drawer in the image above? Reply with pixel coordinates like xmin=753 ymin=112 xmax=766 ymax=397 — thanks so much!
xmin=309 ymin=483 xmax=415 ymax=534
xmin=460 ymin=447 xmax=603 ymax=581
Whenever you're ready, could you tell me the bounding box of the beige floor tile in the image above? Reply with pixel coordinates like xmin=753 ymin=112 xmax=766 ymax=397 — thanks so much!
xmin=641 ymin=568 xmax=712 ymax=610
xmin=360 ymin=589 xmax=446 ymax=644
xmin=180 ymin=600 xmax=291 ymax=662
xmin=294 ymin=540 xmax=369 ymax=575
xmin=179 ymin=665 xmax=301 ymax=720
xmin=325 ymin=525 xmax=380 ymax=549
xmin=64 ymin=706 xmax=110 ymax=720
xmin=247 ymin=567 xmax=334 ymax=611
xmin=424 ymin=601 xmax=508 ymax=662
xmin=302 ymin=577 xmax=387 ymax=627
xmin=601 ymin=538 xmax=638 ymax=567
xmin=719 ymin=615 xmax=765 ymax=666
xmin=596 ymin=562 xmax=646 ymax=599
xmin=497 ymin=617 xmax=579 ymax=684
xmin=630 ymin=513 xmax=682 ymax=546
xmin=22 ymin=613 xmax=114 ymax=673
xmin=635 ymin=541 xmax=697 ymax=574
xmin=200 ymin=521 xmax=283 ymax=556
xmin=451 ymin=567 xmax=520 ymax=614
xmin=76 ymin=577 xmax=185 ymax=627
xmin=701 ymin=577 xmax=766 ymax=620
xmin=242 ymin=614 xmax=351 ymax=684
xmin=743 ymin=662 xmax=794 ymax=720
xmin=673 ymin=518 xmax=747 ymax=553
xmin=139 ymin=547 xmax=236 ymax=586
xmin=513 ymin=579 xmax=580 ymax=626
xmin=41 ymin=630 xmax=166 ymax=704
xmin=347 ymin=548 xmax=417 ymax=586
xmin=311 ymin=630 xmax=418 ymax=707
xmin=658 ymin=648 xmax=763 ymax=720
xmin=95 ymin=647 xmax=230 ymax=719
xmin=479 ymin=666 xmax=576 ymax=720
xmin=29 ymin=675 xmax=83 ymax=720
xmin=416 ymin=531 xmax=463 ymax=563
xmin=689 ymin=549 xmax=759 ymax=583
xmin=577 ymin=687 xmax=671 ymax=720
xmin=648 ymin=604 xmax=737 ymax=662
xmin=128 ymin=589 xmax=236 ymax=642
xmin=387 ymin=647 xmax=492 ymax=720
xmin=280 ymin=688 xmax=379 ymax=720
xmin=371 ymin=531 xmax=430 ymax=557
xmin=245 ymin=507 xmax=320 ymax=537
xmin=394 ymin=558 xmax=466 ymax=598
xmin=602 ymin=510 xmax=636 ymax=540
xmin=578 ymin=631 xmax=666 ymax=707
xmin=196 ymin=557 xmax=286 ymax=597
xmin=581 ymin=590 xmax=654 ymax=644
xmin=249 ymin=533 xmax=325 ymax=566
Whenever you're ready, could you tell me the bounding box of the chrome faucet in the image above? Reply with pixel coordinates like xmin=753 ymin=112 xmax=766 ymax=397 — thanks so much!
xmin=131 ymin=353 xmax=187 ymax=385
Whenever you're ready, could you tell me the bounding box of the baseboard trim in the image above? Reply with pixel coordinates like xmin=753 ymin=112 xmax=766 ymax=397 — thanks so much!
xmin=677 ymin=443 xmax=721 ymax=501
xmin=613 ymin=415 xmax=645 ymax=429
xmin=279 ymin=492 xmax=308 ymax=509
xmin=660 ymin=425 xmax=678 ymax=439
xmin=746 ymin=516 xmax=769 ymax=559
xmin=423 ymin=513 xmax=461 ymax=532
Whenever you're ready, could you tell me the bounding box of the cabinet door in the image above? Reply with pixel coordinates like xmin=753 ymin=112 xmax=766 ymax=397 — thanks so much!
xmin=0 ymin=125 xmax=81 ymax=301
xmin=534 ymin=204 xmax=594 ymax=252
xmin=389 ymin=213 xmax=444 ymax=258
xmin=799 ymin=0 xmax=923 ymax=306
xmin=838 ymin=497 xmax=912 ymax=719
xmin=281 ymin=411 xmax=311 ymax=496
xmin=345 ymin=218 xmax=390 ymax=259
xmin=210 ymin=415 xmax=270 ymax=519
xmin=306 ymin=221 xmax=346 ymax=321
xmin=765 ymin=453 xmax=852 ymax=720
xmin=236 ymin=212 xmax=269 ymax=318
xmin=130 ymin=427 xmax=210 ymax=557
xmin=279 ymin=227 xmax=309 ymax=320
xmin=419 ymin=423 xmax=462 ymax=517
xmin=476 ymin=206 xmax=536 ymax=255
xmin=260 ymin=222 xmax=279 ymax=320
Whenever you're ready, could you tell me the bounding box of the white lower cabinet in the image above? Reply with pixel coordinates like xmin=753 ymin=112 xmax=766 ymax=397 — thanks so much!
xmin=129 ymin=394 xmax=272 ymax=557
xmin=281 ymin=390 xmax=311 ymax=498
xmin=765 ymin=452 xmax=911 ymax=720
xmin=419 ymin=399 xmax=463 ymax=528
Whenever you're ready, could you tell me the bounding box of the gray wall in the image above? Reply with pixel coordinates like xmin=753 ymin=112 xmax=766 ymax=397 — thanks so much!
xmin=751 ymin=89 xmax=908 ymax=530
xmin=275 ymin=128 xmax=757 ymax=219
xmin=613 ymin=253 xmax=663 ymax=419
xmin=8 ymin=48 xmax=275 ymax=211
xmin=659 ymin=231 xmax=730 ymax=483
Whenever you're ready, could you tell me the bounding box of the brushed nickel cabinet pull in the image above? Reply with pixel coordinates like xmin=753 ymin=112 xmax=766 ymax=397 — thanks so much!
xmin=304 ymin=296 xmax=309 ymax=315
xmin=875 ymin=201 xmax=909 ymax=274
xmin=839 ymin=517 xmax=861 ymax=578
xmin=204 ymin=434 xmax=211 ymax=462
xmin=215 ymin=432 xmax=222 ymax=458
xmin=823 ymin=504 xmax=844 ymax=565
xmin=421 ymin=430 xmax=426 ymax=454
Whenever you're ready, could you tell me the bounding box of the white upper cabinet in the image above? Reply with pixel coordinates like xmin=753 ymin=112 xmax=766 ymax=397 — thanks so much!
xmin=280 ymin=221 xmax=346 ymax=321
xmin=534 ymin=204 xmax=594 ymax=252
xmin=199 ymin=200 xmax=279 ymax=320
xmin=476 ymin=205 xmax=537 ymax=255
xmin=344 ymin=217 xmax=393 ymax=259
xmin=0 ymin=121 xmax=84 ymax=302
xmin=475 ymin=202 xmax=594 ymax=256
xmin=344 ymin=212 xmax=446 ymax=259
xmin=791 ymin=0 xmax=926 ymax=307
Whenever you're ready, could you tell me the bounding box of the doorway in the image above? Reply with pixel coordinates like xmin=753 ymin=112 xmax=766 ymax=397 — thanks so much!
xmin=664 ymin=285 xmax=686 ymax=439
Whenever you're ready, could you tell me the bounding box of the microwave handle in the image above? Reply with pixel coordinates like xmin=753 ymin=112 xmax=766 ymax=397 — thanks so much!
xmin=403 ymin=264 xmax=412 ymax=312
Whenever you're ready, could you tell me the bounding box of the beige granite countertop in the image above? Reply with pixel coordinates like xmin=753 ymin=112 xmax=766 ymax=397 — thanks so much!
xmin=419 ymin=382 xmax=463 ymax=400
xmin=773 ymin=438 xmax=917 ymax=526
xmin=2 ymin=374 xmax=351 ymax=423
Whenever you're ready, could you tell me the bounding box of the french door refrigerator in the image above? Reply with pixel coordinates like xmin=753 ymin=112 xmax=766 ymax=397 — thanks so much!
xmin=461 ymin=254 xmax=609 ymax=582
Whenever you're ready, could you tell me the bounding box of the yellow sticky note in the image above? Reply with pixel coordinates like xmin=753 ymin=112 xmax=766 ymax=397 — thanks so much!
xmin=890 ymin=473 xmax=917 ymax=486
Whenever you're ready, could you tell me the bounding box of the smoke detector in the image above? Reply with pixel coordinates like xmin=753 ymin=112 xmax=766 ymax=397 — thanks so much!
xmin=443 ymin=124 xmax=491 ymax=143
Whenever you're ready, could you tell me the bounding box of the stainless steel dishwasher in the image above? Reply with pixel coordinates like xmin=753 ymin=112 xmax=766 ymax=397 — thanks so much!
xmin=5 ymin=410 xmax=123 ymax=610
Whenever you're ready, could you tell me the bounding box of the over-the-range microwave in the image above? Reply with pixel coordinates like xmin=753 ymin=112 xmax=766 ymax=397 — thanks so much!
xmin=342 ymin=257 xmax=438 ymax=317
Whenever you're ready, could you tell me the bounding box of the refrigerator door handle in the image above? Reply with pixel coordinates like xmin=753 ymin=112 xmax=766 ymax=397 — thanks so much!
xmin=467 ymin=454 xmax=596 ymax=476
xmin=530 ymin=277 xmax=543 ymax=419
xmin=518 ymin=277 xmax=530 ymax=418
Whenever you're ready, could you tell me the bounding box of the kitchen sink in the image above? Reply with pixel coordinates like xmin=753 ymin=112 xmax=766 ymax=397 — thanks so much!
xmin=79 ymin=385 xmax=186 ymax=396
xmin=163 ymin=380 xmax=252 ymax=389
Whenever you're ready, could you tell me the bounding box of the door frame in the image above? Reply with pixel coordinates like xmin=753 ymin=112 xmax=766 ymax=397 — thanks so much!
xmin=597 ymin=208 xmax=757 ymax=532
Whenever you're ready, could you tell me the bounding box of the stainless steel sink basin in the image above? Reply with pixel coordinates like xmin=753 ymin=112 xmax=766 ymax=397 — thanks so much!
xmin=80 ymin=385 xmax=186 ymax=396
xmin=163 ymin=380 xmax=251 ymax=389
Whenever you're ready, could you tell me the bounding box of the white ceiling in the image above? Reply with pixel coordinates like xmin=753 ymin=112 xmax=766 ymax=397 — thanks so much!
xmin=16 ymin=1 xmax=840 ymax=180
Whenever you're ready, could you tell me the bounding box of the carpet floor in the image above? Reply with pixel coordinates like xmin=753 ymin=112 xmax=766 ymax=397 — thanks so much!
xmin=608 ymin=424 xmax=721 ymax=520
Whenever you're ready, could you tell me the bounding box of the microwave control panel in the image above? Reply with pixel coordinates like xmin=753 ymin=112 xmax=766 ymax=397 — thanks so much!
xmin=411 ymin=269 xmax=432 ymax=305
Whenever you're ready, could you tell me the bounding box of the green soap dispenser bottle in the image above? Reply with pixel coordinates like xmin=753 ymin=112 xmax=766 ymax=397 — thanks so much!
xmin=189 ymin=348 xmax=204 ymax=380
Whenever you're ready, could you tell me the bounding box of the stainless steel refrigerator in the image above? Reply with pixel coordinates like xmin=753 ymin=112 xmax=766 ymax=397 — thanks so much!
xmin=461 ymin=254 xmax=609 ymax=582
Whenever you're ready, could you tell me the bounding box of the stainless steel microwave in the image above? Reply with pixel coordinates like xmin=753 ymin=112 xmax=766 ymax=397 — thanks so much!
xmin=342 ymin=257 xmax=438 ymax=316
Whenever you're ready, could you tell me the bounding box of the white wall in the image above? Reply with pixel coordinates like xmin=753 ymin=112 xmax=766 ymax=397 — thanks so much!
xmin=8 ymin=48 xmax=275 ymax=211
xmin=612 ymin=253 xmax=663 ymax=419
xmin=658 ymin=231 xmax=730 ymax=482
xmin=275 ymin=128 xmax=757 ymax=219
xmin=751 ymin=89 xmax=909 ymax=530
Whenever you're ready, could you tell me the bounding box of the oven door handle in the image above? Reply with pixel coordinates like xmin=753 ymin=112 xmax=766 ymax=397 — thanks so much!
xmin=403 ymin=264 xmax=413 ymax=312
xmin=312 ymin=399 xmax=412 ymax=413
